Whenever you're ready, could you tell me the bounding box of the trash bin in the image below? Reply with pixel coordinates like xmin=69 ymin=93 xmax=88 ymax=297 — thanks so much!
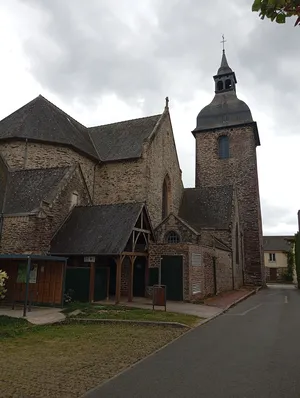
xmin=152 ymin=284 xmax=166 ymax=311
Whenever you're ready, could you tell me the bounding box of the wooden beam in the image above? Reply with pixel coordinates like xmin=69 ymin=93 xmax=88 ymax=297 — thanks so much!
xmin=128 ymin=256 xmax=135 ymax=302
xmin=115 ymin=257 xmax=122 ymax=304
xmin=89 ymin=262 xmax=95 ymax=303
xmin=133 ymin=228 xmax=150 ymax=234
xmin=122 ymin=251 xmax=148 ymax=257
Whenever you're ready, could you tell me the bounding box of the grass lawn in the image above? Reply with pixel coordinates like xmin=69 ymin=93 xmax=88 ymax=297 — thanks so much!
xmin=63 ymin=302 xmax=200 ymax=327
xmin=1 ymin=316 xmax=186 ymax=398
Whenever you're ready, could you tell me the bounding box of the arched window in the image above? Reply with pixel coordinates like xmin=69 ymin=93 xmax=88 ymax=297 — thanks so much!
xmin=166 ymin=231 xmax=180 ymax=244
xmin=225 ymin=79 xmax=232 ymax=90
xmin=162 ymin=174 xmax=171 ymax=219
xmin=217 ymin=81 xmax=223 ymax=91
xmin=218 ymin=135 xmax=229 ymax=159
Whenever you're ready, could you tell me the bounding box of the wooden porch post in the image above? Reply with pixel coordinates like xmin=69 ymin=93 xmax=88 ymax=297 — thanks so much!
xmin=128 ymin=256 xmax=135 ymax=302
xmin=89 ymin=262 xmax=95 ymax=303
xmin=115 ymin=256 xmax=122 ymax=304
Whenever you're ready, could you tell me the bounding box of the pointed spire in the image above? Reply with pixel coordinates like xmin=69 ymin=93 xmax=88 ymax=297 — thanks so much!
xmin=217 ymin=50 xmax=233 ymax=75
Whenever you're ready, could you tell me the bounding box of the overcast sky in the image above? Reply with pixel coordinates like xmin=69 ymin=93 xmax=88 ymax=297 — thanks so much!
xmin=0 ymin=0 xmax=299 ymax=236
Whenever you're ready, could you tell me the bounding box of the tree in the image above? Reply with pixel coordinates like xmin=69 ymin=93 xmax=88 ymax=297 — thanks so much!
xmin=0 ymin=270 xmax=8 ymax=299
xmin=252 ymin=0 xmax=300 ymax=26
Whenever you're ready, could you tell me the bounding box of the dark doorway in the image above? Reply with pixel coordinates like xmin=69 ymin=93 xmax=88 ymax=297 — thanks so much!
xmin=109 ymin=258 xmax=116 ymax=296
xmin=270 ymin=268 xmax=277 ymax=282
xmin=94 ymin=267 xmax=108 ymax=301
xmin=133 ymin=257 xmax=146 ymax=297
xmin=65 ymin=267 xmax=90 ymax=302
xmin=161 ymin=256 xmax=183 ymax=301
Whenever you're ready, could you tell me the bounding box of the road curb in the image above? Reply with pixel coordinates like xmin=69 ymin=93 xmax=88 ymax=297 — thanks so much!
xmin=63 ymin=317 xmax=190 ymax=329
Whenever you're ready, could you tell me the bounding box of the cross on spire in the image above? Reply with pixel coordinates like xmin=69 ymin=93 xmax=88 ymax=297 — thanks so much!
xmin=220 ymin=34 xmax=226 ymax=53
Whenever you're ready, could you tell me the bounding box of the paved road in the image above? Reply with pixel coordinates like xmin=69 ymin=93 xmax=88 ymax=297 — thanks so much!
xmin=85 ymin=285 xmax=300 ymax=398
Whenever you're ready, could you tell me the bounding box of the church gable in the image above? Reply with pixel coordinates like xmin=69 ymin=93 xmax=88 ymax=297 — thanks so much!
xmin=155 ymin=213 xmax=199 ymax=245
xmin=142 ymin=105 xmax=184 ymax=227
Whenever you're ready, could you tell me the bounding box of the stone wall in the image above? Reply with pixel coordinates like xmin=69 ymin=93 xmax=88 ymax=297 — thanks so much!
xmin=149 ymin=242 xmax=233 ymax=301
xmin=202 ymin=246 xmax=233 ymax=296
xmin=195 ymin=124 xmax=264 ymax=285
xmin=93 ymin=159 xmax=146 ymax=206
xmin=0 ymin=141 xmax=96 ymax=196
xmin=93 ymin=111 xmax=184 ymax=228
xmin=144 ymin=112 xmax=184 ymax=227
xmin=155 ymin=214 xmax=199 ymax=245
xmin=0 ymin=166 xmax=91 ymax=254
xmin=149 ymin=243 xmax=190 ymax=300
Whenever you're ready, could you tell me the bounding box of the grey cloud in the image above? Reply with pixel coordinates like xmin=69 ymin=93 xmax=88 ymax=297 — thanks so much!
xmin=261 ymin=200 xmax=297 ymax=233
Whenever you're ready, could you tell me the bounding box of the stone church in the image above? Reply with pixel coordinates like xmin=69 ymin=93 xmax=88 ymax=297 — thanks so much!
xmin=0 ymin=50 xmax=265 ymax=305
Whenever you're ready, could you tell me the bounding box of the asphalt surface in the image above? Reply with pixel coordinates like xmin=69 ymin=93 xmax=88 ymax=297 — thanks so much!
xmin=84 ymin=284 xmax=300 ymax=398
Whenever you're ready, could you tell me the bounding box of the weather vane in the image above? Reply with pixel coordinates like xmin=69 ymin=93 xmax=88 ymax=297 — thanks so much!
xmin=221 ymin=34 xmax=227 ymax=52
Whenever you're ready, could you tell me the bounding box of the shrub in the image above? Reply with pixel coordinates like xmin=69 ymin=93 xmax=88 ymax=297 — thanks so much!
xmin=0 ymin=270 xmax=8 ymax=299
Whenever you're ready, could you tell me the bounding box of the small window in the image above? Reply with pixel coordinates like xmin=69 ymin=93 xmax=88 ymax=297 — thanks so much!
xmin=217 ymin=81 xmax=223 ymax=91
xmin=225 ymin=79 xmax=232 ymax=90
xmin=218 ymin=135 xmax=229 ymax=159
xmin=269 ymin=253 xmax=276 ymax=262
xmin=71 ymin=192 xmax=79 ymax=208
xmin=166 ymin=231 xmax=180 ymax=244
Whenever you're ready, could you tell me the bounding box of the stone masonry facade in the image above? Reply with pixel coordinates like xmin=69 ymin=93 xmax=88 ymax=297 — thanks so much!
xmin=0 ymin=165 xmax=91 ymax=254
xmin=195 ymin=124 xmax=265 ymax=285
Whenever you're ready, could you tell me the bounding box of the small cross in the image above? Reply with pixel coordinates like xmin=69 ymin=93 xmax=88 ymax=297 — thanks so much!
xmin=220 ymin=34 xmax=226 ymax=52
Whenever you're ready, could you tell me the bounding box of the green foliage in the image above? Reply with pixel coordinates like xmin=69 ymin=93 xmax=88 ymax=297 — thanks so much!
xmin=295 ymin=232 xmax=300 ymax=287
xmin=283 ymin=249 xmax=295 ymax=281
xmin=0 ymin=270 xmax=8 ymax=299
xmin=252 ymin=0 xmax=300 ymax=26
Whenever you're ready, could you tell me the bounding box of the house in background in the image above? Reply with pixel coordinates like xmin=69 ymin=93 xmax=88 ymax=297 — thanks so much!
xmin=263 ymin=236 xmax=294 ymax=282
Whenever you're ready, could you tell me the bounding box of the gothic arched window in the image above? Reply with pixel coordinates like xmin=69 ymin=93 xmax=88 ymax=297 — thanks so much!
xmin=166 ymin=231 xmax=180 ymax=244
xmin=218 ymin=135 xmax=229 ymax=159
xmin=162 ymin=174 xmax=171 ymax=219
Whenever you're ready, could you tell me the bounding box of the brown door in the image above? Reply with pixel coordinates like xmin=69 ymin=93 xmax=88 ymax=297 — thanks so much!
xmin=270 ymin=268 xmax=277 ymax=281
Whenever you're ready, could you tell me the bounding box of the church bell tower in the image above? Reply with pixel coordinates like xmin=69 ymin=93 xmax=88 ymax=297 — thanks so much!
xmin=192 ymin=47 xmax=265 ymax=285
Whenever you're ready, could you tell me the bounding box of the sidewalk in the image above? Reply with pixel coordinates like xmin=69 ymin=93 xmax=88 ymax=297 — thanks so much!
xmin=204 ymin=287 xmax=256 ymax=309
xmin=99 ymin=287 xmax=257 ymax=321
xmin=0 ymin=306 xmax=65 ymax=325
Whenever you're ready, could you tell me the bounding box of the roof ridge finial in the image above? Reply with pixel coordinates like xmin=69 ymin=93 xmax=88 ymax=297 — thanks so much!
xmin=165 ymin=96 xmax=169 ymax=110
xmin=221 ymin=34 xmax=226 ymax=53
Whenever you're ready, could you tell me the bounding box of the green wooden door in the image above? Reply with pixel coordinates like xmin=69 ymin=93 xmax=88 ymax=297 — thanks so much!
xmin=65 ymin=267 xmax=90 ymax=302
xmin=94 ymin=267 xmax=108 ymax=301
xmin=161 ymin=256 xmax=183 ymax=301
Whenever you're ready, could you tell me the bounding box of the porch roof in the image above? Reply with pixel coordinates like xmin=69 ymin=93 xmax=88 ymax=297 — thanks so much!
xmin=50 ymin=202 xmax=147 ymax=256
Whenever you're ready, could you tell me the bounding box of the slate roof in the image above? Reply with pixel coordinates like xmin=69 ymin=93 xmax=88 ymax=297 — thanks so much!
xmin=2 ymin=167 xmax=69 ymax=214
xmin=179 ymin=186 xmax=233 ymax=231
xmin=0 ymin=95 xmax=163 ymax=162
xmin=194 ymin=90 xmax=253 ymax=132
xmin=51 ymin=203 xmax=144 ymax=255
xmin=88 ymin=114 xmax=161 ymax=161
xmin=263 ymin=236 xmax=294 ymax=252
xmin=0 ymin=95 xmax=98 ymax=159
